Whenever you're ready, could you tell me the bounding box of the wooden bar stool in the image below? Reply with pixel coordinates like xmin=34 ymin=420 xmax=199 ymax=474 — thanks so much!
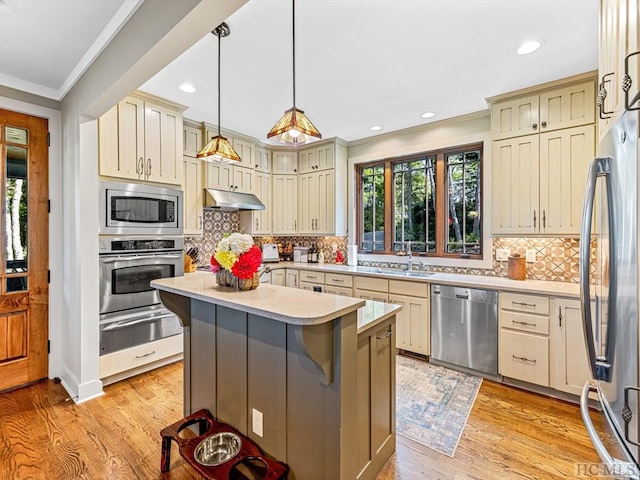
xmin=160 ymin=409 xmax=289 ymax=480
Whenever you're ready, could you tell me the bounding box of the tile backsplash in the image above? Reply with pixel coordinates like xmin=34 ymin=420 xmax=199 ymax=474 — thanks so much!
xmin=184 ymin=211 xmax=582 ymax=283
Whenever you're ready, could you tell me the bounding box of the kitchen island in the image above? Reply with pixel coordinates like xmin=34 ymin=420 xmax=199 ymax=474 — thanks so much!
xmin=152 ymin=271 xmax=400 ymax=480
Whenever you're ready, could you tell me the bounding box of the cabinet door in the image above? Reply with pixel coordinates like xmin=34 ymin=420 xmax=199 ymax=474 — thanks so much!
xmin=272 ymin=151 xmax=298 ymax=174
xmin=298 ymin=148 xmax=316 ymax=174
xmin=539 ymin=81 xmax=595 ymax=133
xmin=297 ymin=173 xmax=316 ymax=233
xmin=272 ymin=270 xmax=286 ymax=286
xmin=285 ymin=269 xmax=299 ymax=288
xmin=98 ymin=104 xmax=124 ymax=178
xmin=354 ymin=289 xmax=388 ymax=303
xmin=117 ymin=96 xmax=145 ymax=181
xmin=389 ymin=294 xmax=429 ymax=355
xmin=255 ymin=148 xmax=271 ymax=173
xmin=272 ymin=175 xmax=298 ymax=234
xmin=183 ymin=157 xmax=203 ymax=235
xmin=205 ymin=162 xmax=233 ymax=190
xmin=539 ymin=125 xmax=594 ymax=235
xmin=233 ymin=139 xmax=255 ymax=169
xmin=233 ymin=166 xmax=254 ymax=194
xmin=184 ymin=125 xmax=203 ymax=157
xmin=144 ymin=101 xmax=183 ymax=185
xmin=491 ymin=94 xmax=539 ymax=140
xmin=492 ymin=135 xmax=540 ymax=235
xmin=554 ymin=298 xmax=593 ymax=396
xmin=254 ymin=171 xmax=271 ymax=234
xmin=370 ymin=324 xmax=394 ymax=464
xmin=315 ymin=170 xmax=335 ymax=234
xmin=315 ymin=143 xmax=335 ymax=171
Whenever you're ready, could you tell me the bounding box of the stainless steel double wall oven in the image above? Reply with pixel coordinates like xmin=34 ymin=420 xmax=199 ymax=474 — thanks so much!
xmin=98 ymin=182 xmax=184 ymax=356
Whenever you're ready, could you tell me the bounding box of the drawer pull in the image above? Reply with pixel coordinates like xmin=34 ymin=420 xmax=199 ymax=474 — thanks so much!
xmin=512 ymin=320 xmax=536 ymax=327
xmin=376 ymin=331 xmax=392 ymax=340
xmin=307 ymin=275 xmax=317 ymax=279
xmin=333 ymin=279 xmax=344 ymax=283
xmin=135 ymin=350 xmax=156 ymax=359
xmin=512 ymin=355 xmax=536 ymax=364
xmin=512 ymin=301 xmax=536 ymax=308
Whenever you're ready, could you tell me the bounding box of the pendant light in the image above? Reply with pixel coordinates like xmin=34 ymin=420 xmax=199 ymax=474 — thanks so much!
xmin=267 ymin=0 xmax=321 ymax=146
xmin=197 ymin=23 xmax=241 ymax=163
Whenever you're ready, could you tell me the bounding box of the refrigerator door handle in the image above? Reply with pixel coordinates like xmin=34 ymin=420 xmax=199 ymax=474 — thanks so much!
xmin=580 ymin=156 xmax=617 ymax=382
xmin=581 ymin=382 xmax=640 ymax=478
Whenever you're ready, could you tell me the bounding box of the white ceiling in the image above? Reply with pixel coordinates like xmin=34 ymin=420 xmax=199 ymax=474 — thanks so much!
xmin=0 ymin=0 xmax=599 ymax=144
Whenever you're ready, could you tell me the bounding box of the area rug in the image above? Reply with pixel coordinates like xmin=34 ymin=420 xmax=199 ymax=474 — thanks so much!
xmin=396 ymin=355 xmax=482 ymax=457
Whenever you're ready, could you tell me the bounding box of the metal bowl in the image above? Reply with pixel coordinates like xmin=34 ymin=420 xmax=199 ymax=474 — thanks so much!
xmin=194 ymin=432 xmax=242 ymax=466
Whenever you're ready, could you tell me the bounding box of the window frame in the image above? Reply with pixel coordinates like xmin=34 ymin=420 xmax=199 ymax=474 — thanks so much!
xmin=356 ymin=142 xmax=484 ymax=259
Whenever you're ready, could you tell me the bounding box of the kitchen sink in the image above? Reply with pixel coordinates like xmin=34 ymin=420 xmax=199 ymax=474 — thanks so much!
xmin=356 ymin=266 xmax=432 ymax=278
xmin=403 ymin=271 xmax=433 ymax=278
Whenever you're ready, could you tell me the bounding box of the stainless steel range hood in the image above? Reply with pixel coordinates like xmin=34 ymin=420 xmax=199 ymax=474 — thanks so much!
xmin=203 ymin=189 xmax=265 ymax=211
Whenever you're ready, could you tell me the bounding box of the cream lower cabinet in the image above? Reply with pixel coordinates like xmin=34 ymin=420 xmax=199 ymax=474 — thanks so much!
xmin=99 ymin=93 xmax=185 ymax=185
xmin=272 ymin=175 xmax=298 ymax=234
xmin=388 ymin=280 xmax=429 ymax=356
xmin=285 ymin=269 xmax=299 ymax=288
xmin=355 ymin=276 xmax=389 ymax=303
xmin=272 ymin=269 xmax=286 ymax=286
xmin=553 ymin=298 xmax=593 ymax=396
xmin=499 ymin=292 xmax=550 ymax=387
xmin=324 ymin=273 xmax=354 ymax=296
xmin=182 ymin=156 xmax=204 ymax=235
xmin=492 ymin=124 xmax=594 ymax=235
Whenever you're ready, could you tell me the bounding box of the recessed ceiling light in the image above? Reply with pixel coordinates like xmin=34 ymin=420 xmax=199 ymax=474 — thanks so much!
xmin=517 ymin=40 xmax=543 ymax=55
xmin=370 ymin=125 xmax=383 ymax=131
xmin=179 ymin=83 xmax=197 ymax=93
xmin=421 ymin=111 xmax=436 ymax=119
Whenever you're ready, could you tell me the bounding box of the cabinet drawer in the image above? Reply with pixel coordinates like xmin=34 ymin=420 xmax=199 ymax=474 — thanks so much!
xmin=500 ymin=310 xmax=549 ymax=335
xmin=299 ymin=281 xmax=324 ymax=291
xmin=501 ymin=292 xmax=549 ymax=315
xmin=300 ymin=271 xmax=325 ymax=283
xmin=355 ymin=276 xmax=389 ymax=293
xmin=499 ymin=329 xmax=549 ymax=387
xmin=355 ymin=289 xmax=389 ymax=303
xmin=389 ymin=279 xmax=428 ymax=297
xmin=325 ymin=273 xmax=353 ymax=288
xmin=324 ymin=285 xmax=353 ymax=297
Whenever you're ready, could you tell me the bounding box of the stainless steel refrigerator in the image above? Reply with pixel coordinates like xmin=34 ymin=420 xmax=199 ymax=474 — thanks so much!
xmin=580 ymin=110 xmax=640 ymax=478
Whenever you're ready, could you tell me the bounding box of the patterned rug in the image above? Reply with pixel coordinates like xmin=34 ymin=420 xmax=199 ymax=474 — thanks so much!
xmin=396 ymin=355 xmax=482 ymax=457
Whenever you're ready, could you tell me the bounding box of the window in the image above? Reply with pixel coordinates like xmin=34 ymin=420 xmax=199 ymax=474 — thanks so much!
xmin=357 ymin=143 xmax=483 ymax=259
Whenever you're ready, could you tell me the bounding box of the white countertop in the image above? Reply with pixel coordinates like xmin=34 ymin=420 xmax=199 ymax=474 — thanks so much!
xmin=264 ymin=262 xmax=580 ymax=298
xmin=152 ymin=271 xmax=365 ymax=326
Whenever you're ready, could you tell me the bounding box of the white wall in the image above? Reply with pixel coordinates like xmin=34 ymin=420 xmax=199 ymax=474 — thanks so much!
xmin=347 ymin=112 xmax=494 ymax=269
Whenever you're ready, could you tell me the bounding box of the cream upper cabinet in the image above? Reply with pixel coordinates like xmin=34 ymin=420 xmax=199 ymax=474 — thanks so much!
xmin=99 ymin=93 xmax=185 ymax=185
xmin=491 ymin=81 xmax=595 ymax=141
xmin=492 ymin=135 xmax=540 ymax=235
xmin=183 ymin=123 xmax=203 ymax=157
xmin=598 ymin=0 xmax=640 ymax=140
xmin=205 ymin=163 xmax=255 ymax=194
xmin=239 ymin=171 xmax=271 ymax=235
xmin=255 ymin=147 xmax=271 ymax=173
xmin=553 ymin=298 xmax=593 ymax=397
xmin=298 ymin=143 xmax=336 ymax=174
xmin=271 ymin=150 xmax=298 ymax=174
xmin=182 ymin=156 xmax=204 ymax=235
xmin=232 ymin=138 xmax=256 ymax=170
xmin=272 ymin=174 xmax=298 ymax=234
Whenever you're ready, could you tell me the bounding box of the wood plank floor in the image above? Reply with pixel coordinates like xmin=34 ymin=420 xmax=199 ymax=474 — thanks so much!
xmin=0 ymin=360 xmax=605 ymax=480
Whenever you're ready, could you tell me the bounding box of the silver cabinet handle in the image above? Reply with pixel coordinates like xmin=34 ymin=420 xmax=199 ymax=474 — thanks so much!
xmin=558 ymin=306 xmax=562 ymax=327
xmin=100 ymin=254 xmax=182 ymax=263
xmin=198 ymin=215 xmax=202 ymax=229
xmin=533 ymin=210 xmax=537 ymax=228
xmin=136 ymin=156 xmax=143 ymax=174
xmin=512 ymin=320 xmax=536 ymax=327
xmin=333 ymin=279 xmax=344 ymax=283
xmin=147 ymin=158 xmax=152 ymax=177
xmin=542 ymin=209 xmax=546 ymax=228
xmin=580 ymin=156 xmax=616 ymax=382
xmin=376 ymin=330 xmax=392 ymax=340
xmin=103 ymin=314 xmax=174 ymax=331
xmin=512 ymin=301 xmax=536 ymax=308
xmin=136 ymin=350 xmax=156 ymax=359
xmin=255 ymin=218 xmax=258 ymax=230
xmin=512 ymin=355 xmax=536 ymax=364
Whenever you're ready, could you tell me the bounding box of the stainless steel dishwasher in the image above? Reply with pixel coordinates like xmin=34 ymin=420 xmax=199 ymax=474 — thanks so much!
xmin=430 ymin=284 xmax=498 ymax=377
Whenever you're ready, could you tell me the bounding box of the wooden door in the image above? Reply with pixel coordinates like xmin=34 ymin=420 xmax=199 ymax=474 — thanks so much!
xmin=491 ymin=135 xmax=540 ymax=235
xmin=539 ymin=125 xmax=594 ymax=235
xmin=0 ymin=108 xmax=49 ymax=392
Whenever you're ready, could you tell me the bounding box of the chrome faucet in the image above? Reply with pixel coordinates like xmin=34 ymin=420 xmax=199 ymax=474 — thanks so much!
xmin=406 ymin=241 xmax=412 ymax=271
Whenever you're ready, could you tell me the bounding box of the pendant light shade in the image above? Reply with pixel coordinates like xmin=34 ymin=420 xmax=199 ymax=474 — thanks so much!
xmin=267 ymin=0 xmax=321 ymax=146
xmin=197 ymin=22 xmax=241 ymax=163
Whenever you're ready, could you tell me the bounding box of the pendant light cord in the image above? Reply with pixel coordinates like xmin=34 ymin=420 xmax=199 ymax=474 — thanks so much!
xmin=292 ymin=0 xmax=296 ymax=108
xmin=217 ymin=29 xmax=222 ymax=136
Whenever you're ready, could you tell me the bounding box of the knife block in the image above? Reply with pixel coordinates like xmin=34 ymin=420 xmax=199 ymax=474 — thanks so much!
xmin=508 ymin=255 xmax=526 ymax=280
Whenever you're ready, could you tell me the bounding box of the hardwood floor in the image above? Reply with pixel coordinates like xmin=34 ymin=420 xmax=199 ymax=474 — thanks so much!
xmin=0 ymin=361 xmax=604 ymax=480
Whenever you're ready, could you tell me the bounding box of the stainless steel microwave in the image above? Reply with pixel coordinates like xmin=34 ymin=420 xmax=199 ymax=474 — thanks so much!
xmin=99 ymin=181 xmax=183 ymax=235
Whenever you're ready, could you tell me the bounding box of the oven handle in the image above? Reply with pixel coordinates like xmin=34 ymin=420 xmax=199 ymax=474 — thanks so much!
xmin=100 ymin=254 xmax=182 ymax=264
xmin=102 ymin=313 xmax=176 ymax=331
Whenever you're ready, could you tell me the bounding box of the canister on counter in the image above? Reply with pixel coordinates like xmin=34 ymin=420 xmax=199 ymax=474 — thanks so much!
xmin=508 ymin=253 xmax=526 ymax=280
